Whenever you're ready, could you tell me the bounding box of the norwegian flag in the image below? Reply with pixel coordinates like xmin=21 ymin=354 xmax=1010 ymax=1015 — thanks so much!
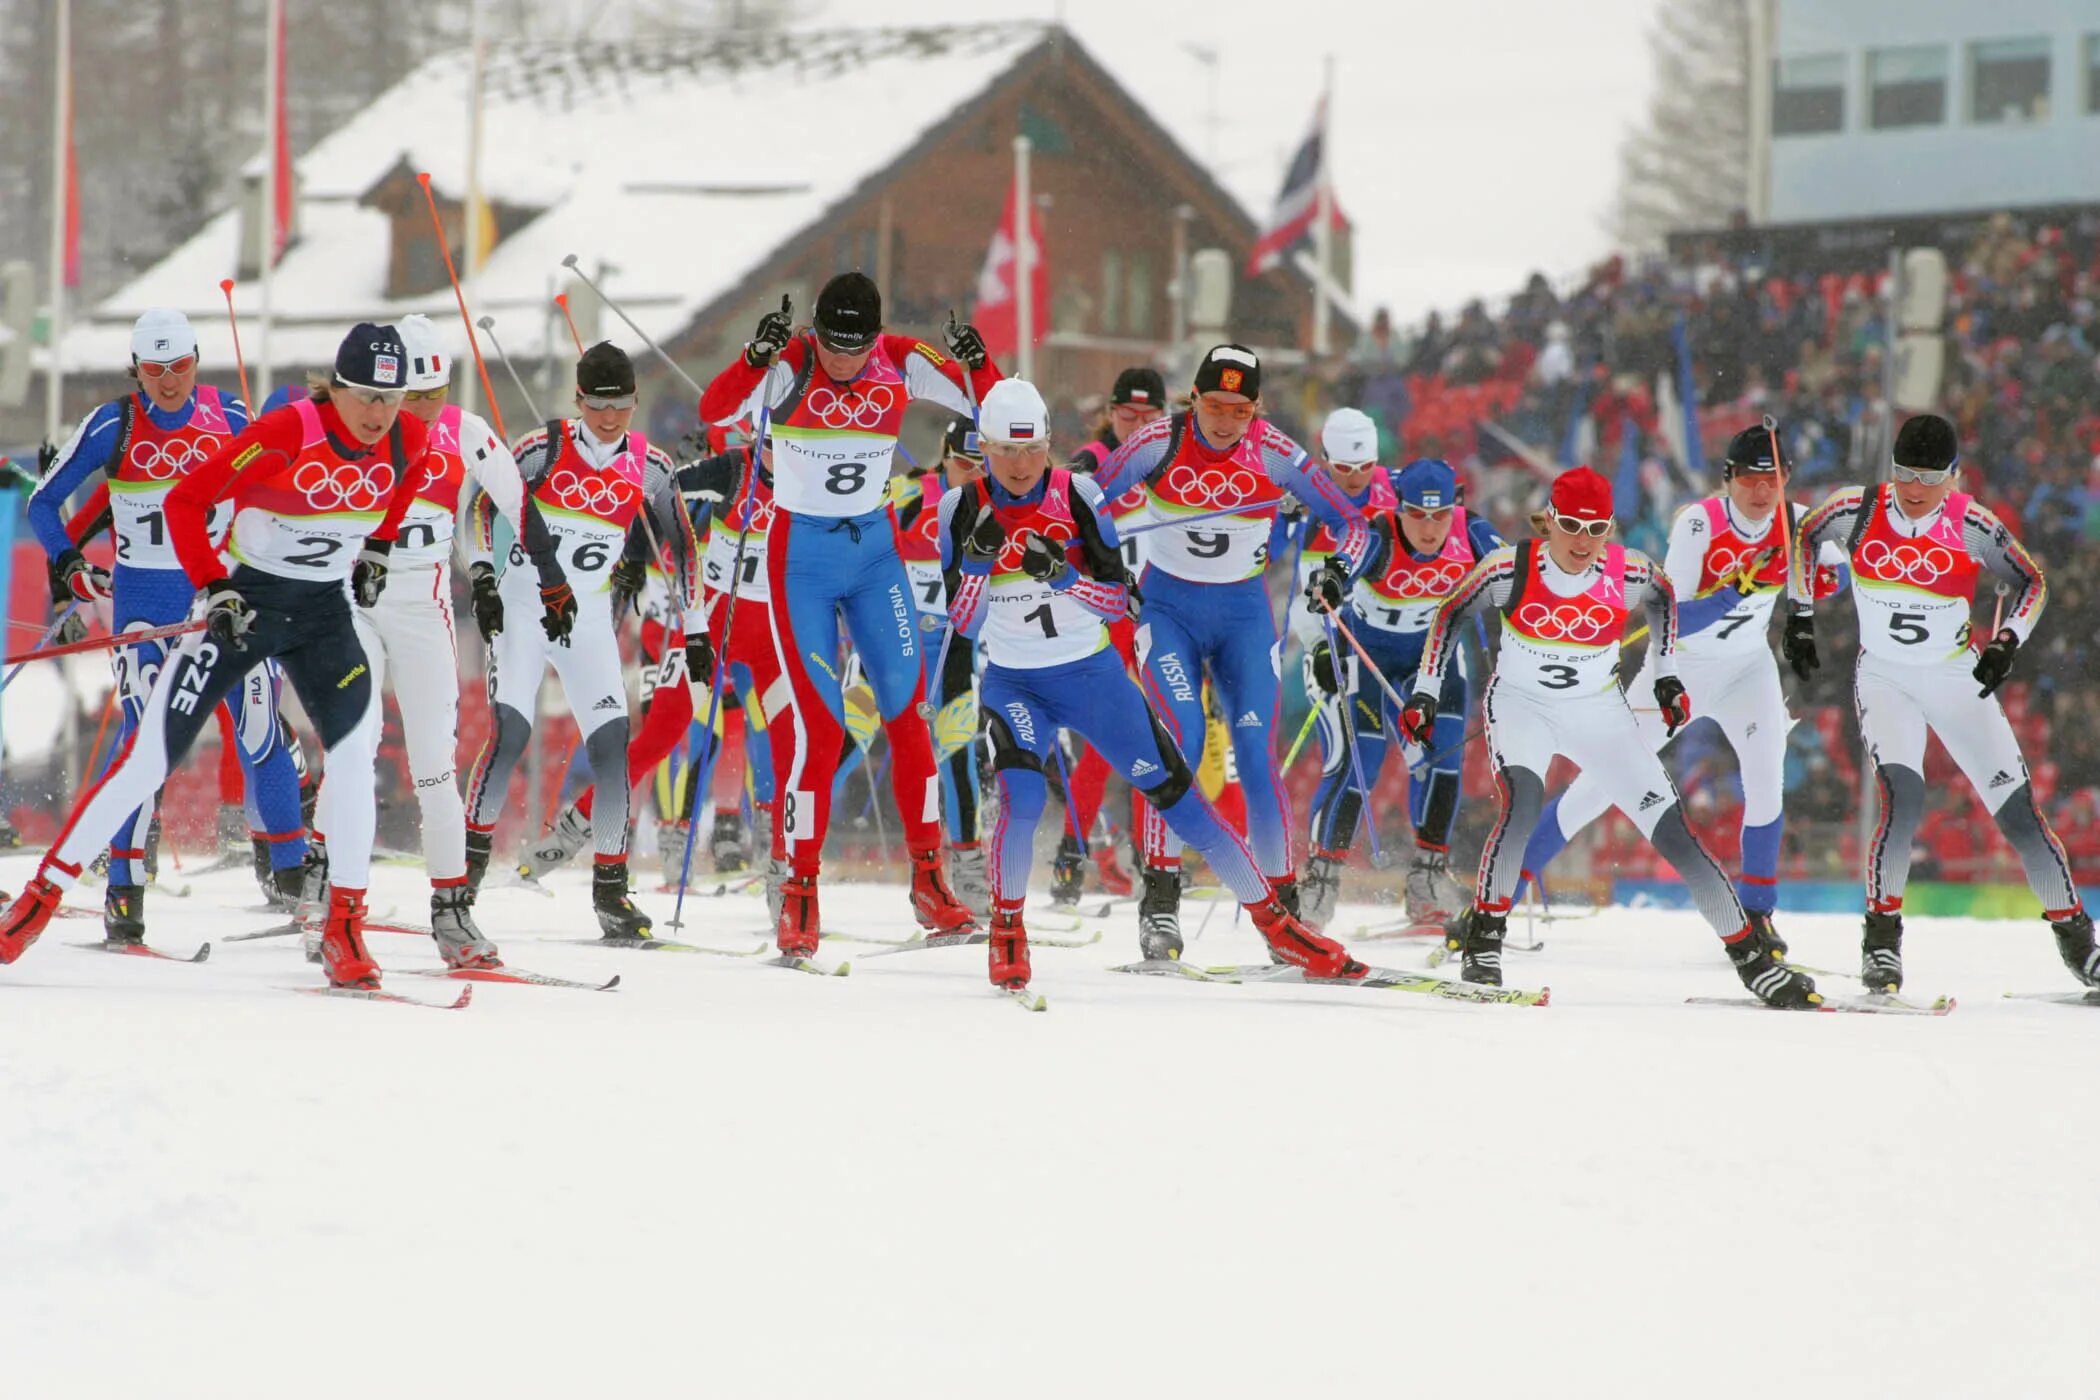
xmin=1246 ymin=95 xmax=1347 ymax=276
xmin=973 ymin=169 xmax=1048 ymax=363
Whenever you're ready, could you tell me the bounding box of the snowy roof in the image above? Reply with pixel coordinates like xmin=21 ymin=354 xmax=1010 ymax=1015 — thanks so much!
xmin=56 ymin=23 xmax=1051 ymax=377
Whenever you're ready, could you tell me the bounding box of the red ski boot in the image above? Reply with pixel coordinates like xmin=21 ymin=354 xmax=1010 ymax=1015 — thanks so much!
xmin=319 ymin=887 xmax=381 ymax=989
xmin=909 ymin=848 xmax=978 ymax=935
xmin=989 ymin=898 xmax=1032 ymax=990
xmin=1092 ymin=840 xmax=1135 ymax=898
xmin=777 ymin=873 xmax=821 ymax=958
xmin=0 ymin=875 xmax=63 ymax=964
xmin=1247 ymin=895 xmax=1366 ymax=980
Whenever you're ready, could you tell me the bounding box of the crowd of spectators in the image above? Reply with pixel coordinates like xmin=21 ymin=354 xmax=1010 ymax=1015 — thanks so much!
xmin=1274 ymin=207 xmax=2100 ymax=892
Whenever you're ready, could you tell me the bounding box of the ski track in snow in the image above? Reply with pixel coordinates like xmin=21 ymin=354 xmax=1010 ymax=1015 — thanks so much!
xmin=3 ymin=853 xmax=2096 ymax=1397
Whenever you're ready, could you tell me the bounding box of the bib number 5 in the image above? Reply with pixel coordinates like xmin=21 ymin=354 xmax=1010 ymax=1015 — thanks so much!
xmin=1888 ymin=612 xmax=1928 ymax=646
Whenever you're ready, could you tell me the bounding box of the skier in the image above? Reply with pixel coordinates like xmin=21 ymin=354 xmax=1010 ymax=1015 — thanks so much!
xmin=696 ymin=273 xmax=996 ymax=954
xmin=1399 ymin=465 xmax=1817 ymax=1007
xmin=1089 ymin=344 xmax=1371 ymax=961
xmin=28 ymin=307 xmax=310 ymax=934
xmin=1290 ymin=426 xmax=1503 ymax=931
xmin=1785 ymin=413 xmax=2095 ymax=992
xmin=1053 ymin=366 xmax=1166 ymax=899
xmin=894 ymin=416 xmax=988 ymax=914
xmin=940 ymin=379 xmax=1365 ymax=992
xmin=0 ymin=324 xmax=426 ymax=989
xmin=303 ymin=313 xmax=569 ymax=969
xmin=1515 ymin=424 xmax=1841 ymax=953
xmin=462 ymin=342 xmax=693 ymax=940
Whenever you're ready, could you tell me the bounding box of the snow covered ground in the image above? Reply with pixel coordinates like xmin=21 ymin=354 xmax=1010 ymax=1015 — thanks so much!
xmin=4 ymin=850 xmax=2097 ymax=1398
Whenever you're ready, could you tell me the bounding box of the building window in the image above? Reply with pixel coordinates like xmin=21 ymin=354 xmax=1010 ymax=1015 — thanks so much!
xmin=1773 ymin=53 xmax=1845 ymax=135
xmin=2088 ymin=35 xmax=2100 ymax=113
xmin=1100 ymin=248 xmax=1122 ymax=336
xmin=1125 ymin=254 xmax=1154 ymax=338
xmin=1970 ymin=36 xmax=2051 ymax=124
xmin=1868 ymin=45 xmax=1948 ymax=129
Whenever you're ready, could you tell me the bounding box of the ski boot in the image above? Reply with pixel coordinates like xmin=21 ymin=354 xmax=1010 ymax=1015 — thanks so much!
xmin=251 ymin=836 xmax=273 ymax=895
xmin=1138 ymin=864 xmax=1183 ymax=962
xmin=259 ymin=852 xmax=303 ymax=913
xmin=710 ymin=809 xmax=749 ymax=875
xmin=1457 ymin=906 xmax=1506 ymax=986
xmin=592 ymin=860 xmax=653 ymax=941
xmin=142 ymin=813 xmax=162 ymax=883
xmin=1265 ymin=874 xmax=1305 ymax=964
xmin=1299 ymin=849 xmax=1344 ymax=934
xmin=1748 ymin=908 xmax=1788 ymax=961
xmin=319 ymin=888 xmax=381 ymax=989
xmin=777 ymin=872 xmax=820 ymax=958
xmin=1247 ymin=894 xmax=1365 ymax=980
xmin=1092 ymin=839 xmax=1135 ymax=898
xmin=989 ymin=897 xmax=1032 ymax=990
xmin=1727 ymin=920 xmax=1818 ymax=1007
xmin=1049 ymin=832 xmax=1085 ymax=907
xmin=297 ymin=840 xmax=330 ymax=964
xmin=0 ymin=875 xmax=62 ymax=964
xmin=1861 ymin=908 xmax=1904 ymax=993
xmin=764 ymin=855 xmax=787 ymax=929
xmin=909 ymin=848 xmax=977 ymax=935
xmin=464 ymin=827 xmax=493 ymax=898
xmin=948 ymin=841 xmax=991 ymax=919
xmin=103 ymin=884 xmax=146 ymax=947
xmin=1404 ymin=848 xmax=1461 ymax=924
xmin=518 ymin=805 xmax=589 ymax=881
xmin=430 ymin=884 xmax=502 ymax=969
xmin=2050 ymin=908 xmax=2100 ymax=988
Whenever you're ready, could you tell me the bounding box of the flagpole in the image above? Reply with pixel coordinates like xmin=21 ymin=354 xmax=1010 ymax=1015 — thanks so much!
xmin=1013 ymin=134 xmax=1033 ymax=381
xmin=462 ymin=0 xmax=486 ymax=416
xmin=44 ymin=0 xmax=71 ymax=442
xmin=258 ymin=0 xmax=283 ymax=405
xmin=1311 ymin=56 xmax=1333 ymax=358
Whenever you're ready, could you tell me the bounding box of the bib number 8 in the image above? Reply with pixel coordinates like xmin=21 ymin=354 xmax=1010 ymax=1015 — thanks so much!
xmin=825 ymin=461 xmax=871 ymax=496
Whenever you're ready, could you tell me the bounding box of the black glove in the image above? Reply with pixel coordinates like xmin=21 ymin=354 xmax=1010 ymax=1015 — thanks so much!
xmin=1654 ymin=674 xmax=1692 ymax=736
xmin=1303 ymin=557 xmax=1348 ymax=615
xmin=744 ymin=294 xmax=793 ymax=368
xmin=540 ymin=578 xmax=577 ymax=644
xmin=961 ymin=510 xmax=1006 ymax=567
xmin=205 ymin=579 xmax=255 ymax=651
xmin=609 ymin=555 xmax=646 ymax=617
xmin=1308 ymin=642 xmax=1341 ymax=696
xmin=1973 ymin=629 xmax=2020 ymax=698
xmin=352 ymin=538 xmax=391 ymax=608
xmin=54 ymin=548 xmax=111 ymax=603
xmin=943 ymin=310 xmax=988 ymax=372
xmin=36 ymin=440 xmax=58 ymax=478
xmin=1019 ymin=533 xmax=1071 ymax=586
xmin=54 ymin=607 xmax=89 ymax=646
xmin=685 ymin=632 xmax=716 ymax=686
xmin=1781 ymin=612 xmax=1818 ymax=681
xmin=468 ymin=562 xmax=503 ymax=641
xmin=1399 ymin=689 xmax=1439 ymax=747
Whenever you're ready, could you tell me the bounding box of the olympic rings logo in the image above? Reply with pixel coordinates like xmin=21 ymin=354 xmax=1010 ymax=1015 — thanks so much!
xmin=128 ymin=436 xmax=220 ymax=481
xmin=998 ymin=521 xmax=1073 ymax=571
xmin=1387 ymin=559 xmax=1468 ymax=595
xmin=1161 ymin=462 xmax=1262 ymax=510
xmin=1516 ymin=601 xmax=1617 ymax=643
xmin=1706 ymin=542 xmax=1777 ymax=578
xmin=1857 ymin=540 xmax=1954 ymax=585
xmin=546 ymin=468 xmax=631 ymax=517
xmin=291 ymin=456 xmax=392 ymax=512
xmin=807 ymin=385 xmax=896 ymax=430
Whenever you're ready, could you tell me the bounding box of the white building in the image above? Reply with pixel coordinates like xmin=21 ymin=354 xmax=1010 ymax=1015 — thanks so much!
xmin=1768 ymin=0 xmax=2100 ymax=224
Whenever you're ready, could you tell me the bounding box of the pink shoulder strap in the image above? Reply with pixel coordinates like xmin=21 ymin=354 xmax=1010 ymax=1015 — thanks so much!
xmin=289 ymin=397 xmax=325 ymax=449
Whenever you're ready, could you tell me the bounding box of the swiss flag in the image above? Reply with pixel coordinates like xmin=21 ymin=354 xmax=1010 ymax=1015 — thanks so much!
xmin=973 ymin=172 xmax=1047 ymax=362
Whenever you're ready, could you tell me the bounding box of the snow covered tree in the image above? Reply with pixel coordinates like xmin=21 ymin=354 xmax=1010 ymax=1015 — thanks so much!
xmin=1611 ymin=0 xmax=1750 ymax=249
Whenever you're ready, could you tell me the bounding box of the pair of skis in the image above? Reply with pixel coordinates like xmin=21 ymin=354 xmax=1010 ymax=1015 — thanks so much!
xmin=1110 ymin=957 xmax=1550 ymax=1006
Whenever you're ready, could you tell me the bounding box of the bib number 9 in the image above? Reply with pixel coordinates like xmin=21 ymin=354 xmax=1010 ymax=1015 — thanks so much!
xmin=1186 ymin=530 xmax=1229 ymax=559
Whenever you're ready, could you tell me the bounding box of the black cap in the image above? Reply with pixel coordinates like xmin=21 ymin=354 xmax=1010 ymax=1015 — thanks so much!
xmin=1723 ymin=424 xmax=1787 ymax=475
xmin=576 ymin=341 xmax=636 ymax=399
xmin=1192 ymin=343 xmax=1260 ymax=399
xmin=1111 ymin=366 xmax=1166 ymax=407
xmin=1893 ymin=414 xmax=1960 ymax=473
xmin=334 ymin=322 xmax=407 ymax=392
xmin=942 ymin=415 xmax=982 ymax=461
xmin=814 ymin=272 xmax=882 ymax=352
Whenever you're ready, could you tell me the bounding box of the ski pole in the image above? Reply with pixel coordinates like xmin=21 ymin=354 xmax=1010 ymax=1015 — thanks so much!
xmin=478 ymin=319 xmax=546 ymax=423
xmin=1321 ymin=615 xmax=1383 ymax=865
xmin=1052 ymin=737 xmax=1088 ymax=849
xmin=918 ymin=311 xmax=981 ymax=721
xmin=1282 ymin=700 xmax=1321 ymax=769
xmin=3 ymin=617 xmax=200 ymax=674
xmin=217 ymin=280 xmax=252 ymax=407
xmin=561 ymin=254 xmax=707 ymax=397
xmin=555 ymin=293 xmax=586 ymax=356
xmin=416 ymin=172 xmax=509 ymax=440
xmin=1118 ymin=503 xmax=1262 ymax=537
xmin=0 ymin=601 xmax=80 ymax=694
xmin=1322 ymin=608 xmax=1413 ymax=713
